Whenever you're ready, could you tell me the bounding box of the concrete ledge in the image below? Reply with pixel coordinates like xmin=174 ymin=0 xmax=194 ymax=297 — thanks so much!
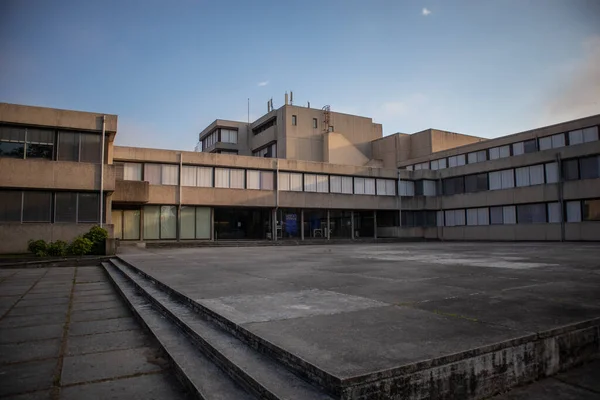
xmin=0 ymin=256 xmax=112 ymax=269
xmin=143 ymin=238 xmax=428 ymax=249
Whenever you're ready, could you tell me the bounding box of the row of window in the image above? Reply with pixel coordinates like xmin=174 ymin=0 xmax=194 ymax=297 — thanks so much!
xmin=400 ymin=155 xmax=599 ymax=197
xmin=406 ymin=126 xmax=599 ymax=171
xmin=117 ymin=162 xmax=397 ymax=195
xmin=253 ymin=142 xmax=277 ymax=158
xmin=141 ymin=205 xmax=211 ymax=240
xmin=0 ymin=125 xmax=103 ymax=163
xmin=252 ymin=117 xmax=277 ymax=135
xmin=200 ymin=128 xmax=238 ymax=150
xmin=278 ymin=172 xmax=396 ymax=196
xmin=0 ymin=191 xmax=100 ymax=223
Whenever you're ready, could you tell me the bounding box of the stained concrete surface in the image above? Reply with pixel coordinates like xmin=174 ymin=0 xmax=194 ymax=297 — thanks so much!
xmin=0 ymin=266 xmax=188 ymax=399
xmin=119 ymin=242 xmax=600 ymax=380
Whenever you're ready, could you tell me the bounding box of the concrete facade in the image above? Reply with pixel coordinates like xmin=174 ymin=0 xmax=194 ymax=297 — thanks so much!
xmin=1 ymin=101 xmax=599 ymax=253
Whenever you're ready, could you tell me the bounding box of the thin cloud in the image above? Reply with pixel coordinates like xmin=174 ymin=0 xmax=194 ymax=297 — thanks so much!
xmin=257 ymin=81 xmax=269 ymax=87
xmin=540 ymin=35 xmax=600 ymax=125
xmin=422 ymin=8 xmax=431 ymax=16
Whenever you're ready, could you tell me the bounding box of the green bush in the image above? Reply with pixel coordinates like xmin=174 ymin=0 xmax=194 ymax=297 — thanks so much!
xmin=28 ymin=239 xmax=48 ymax=257
xmin=83 ymin=226 xmax=108 ymax=255
xmin=47 ymin=240 xmax=68 ymax=257
xmin=68 ymin=237 xmax=93 ymax=256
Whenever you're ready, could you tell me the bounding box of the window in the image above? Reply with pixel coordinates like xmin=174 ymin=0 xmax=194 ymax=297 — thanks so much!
xmin=55 ymin=192 xmax=77 ymax=223
xmin=430 ymin=159 xmax=443 ymax=170
xmin=467 ymin=208 xmax=489 ymax=226
xmin=569 ymin=129 xmax=584 ymax=145
xmin=0 ymin=191 xmax=22 ymax=222
xmin=78 ymin=193 xmax=99 ymax=223
xmin=22 ymin=191 xmax=52 ymax=222
xmin=539 ymin=134 xmax=565 ymax=151
xmin=516 ymin=165 xmax=544 ymax=187
xmin=58 ymin=131 xmax=79 ymax=161
xmin=517 ymin=203 xmax=546 ymax=224
xmin=246 ymin=170 xmax=260 ymax=190
xmin=304 ymin=174 xmax=317 ymax=192
xmin=402 ymin=211 xmax=436 ymax=227
xmin=57 ymin=131 xmax=102 ymax=163
xmin=583 ymin=126 xmax=599 ymax=143
xmin=26 ymin=128 xmax=54 ymax=160
xmin=278 ymin=172 xmax=302 ymax=191
xmin=489 ymin=169 xmax=514 ymax=190
xmin=566 ymin=200 xmax=581 ymax=222
xmin=230 ymin=169 xmax=245 ymax=189
xmin=180 ymin=206 xmax=211 ymax=239
xmin=182 ymin=166 xmax=198 ymax=186
xmin=524 ymin=139 xmax=537 ymax=154
xmin=215 ymin=168 xmax=230 ymax=188
xmin=545 ymin=162 xmax=559 ymax=184
xmin=423 ymin=180 xmax=436 ymax=196
xmin=414 ymin=162 xmax=429 ymax=170
xmin=253 ymin=142 xmax=277 ymax=158
xmin=405 ymin=165 xmax=414 ymax=171
xmin=330 ymin=176 xmax=353 ymax=194
xmin=261 ymin=171 xmax=274 ymax=190
xmin=80 ymin=133 xmax=101 ymax=163
xmin=489 ymin=145 xmax=510 ymax=160
xmin=316 ymin=175 xmax=329 ymax=193
xmin=197 ymin=167 xmax=213 ymax=187
xmin=583 ymin=199 xmax=600 ymax=221
xmin=312 ymin=118 xmax=318 ymax=129
xmin=292 ymin=115 xmax=297 ymax=126
xmin=512 ymin=142 xmax=525 ymax=156
xmin=490 ymin=207 xmax=503 ymax=225
xmin=465 ymin=173 xmax=488 ymax=193
xmin=448 ymin=154 xmax=466 ymax=168
xmin=443 ymin=177 xmax=464 ymax=195
xmin=160 ymin=206 xmax=177 ymax=239
xmin=547 ymin=202 xmax=561 ymax=223
xmin=144 ymin=164 xmax=179 ymax=185
xmin=252 ymin=117 xmax=277 ymax=135
xmin=503 ymin=206 xmax=517 ymax=224
xmin=201 ymin=130 xmax=218 ymax=149
xmin=437 ymin=211 xmax=444 ymax=227
xmin=467 ymin=150 xmax=486 ymax=164
xmin=562 ymin=159 xmax=579 ymax=181
xmin=215 ymin=168 xmax=244 ymax=189
xmin=398 ymin=180 xmax=415 ymax=196
xmin=490 ymin=206 xmax=516 ymax=224
xmin=123 ymin=163 xmax=142 ymax=181
xmin=220 ymin=129 xmax=238 ymax=144
xmin=579 ymin=156 xmax=600 ymax=180
xmin=354 ymin=177 xmax=375 ymax=195
xmin=444 ymin=209 xmax=465 ymax=227
xmin=0 ymin=126 xmax=26 ymax=158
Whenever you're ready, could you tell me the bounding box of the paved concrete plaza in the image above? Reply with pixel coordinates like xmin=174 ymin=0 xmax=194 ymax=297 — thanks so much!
xmin=0 ymin=266 xmax=187 ymax=399
xmin=120 ymin=242 xmax=600 ymax=381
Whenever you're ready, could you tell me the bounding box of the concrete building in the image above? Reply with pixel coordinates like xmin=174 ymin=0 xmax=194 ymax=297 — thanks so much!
xmin=1 ymin=101 xmax=599 ymax=253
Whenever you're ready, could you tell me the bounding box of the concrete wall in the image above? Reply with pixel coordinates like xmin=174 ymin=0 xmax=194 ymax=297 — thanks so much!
xmin=430 ymin=129 xmax=487 ymax=153
xmin=0 ymin=223 xmax=114 ymax=254
xmin=0 ymin=158 xmax=115 ymax=192
xmin=324 ymin=132 xmax=370 ymax=166
xmin=112 ymin=180 xmax=149 ymax=203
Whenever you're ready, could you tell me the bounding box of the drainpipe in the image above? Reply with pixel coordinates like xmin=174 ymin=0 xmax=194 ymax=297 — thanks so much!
xmin=557 ymin=153 xmax=565 ymax=242
xmin=274 ymin=159 xmax=279 ymax=241
xmin=178 ymin=152 xmax=183 ymax=242
xmin=100 ymin=115 xmax=106 ymax=228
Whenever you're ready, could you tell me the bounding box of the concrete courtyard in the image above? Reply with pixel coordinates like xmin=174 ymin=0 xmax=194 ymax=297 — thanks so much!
xmin=119 ymin=242 xmax=600 ymax=386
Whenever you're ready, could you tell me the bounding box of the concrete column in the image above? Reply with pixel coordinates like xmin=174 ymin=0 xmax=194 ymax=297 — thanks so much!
xmin=300 ymin=209 xmax=305 ymax=241
xmin=327 ymin=210 xmax=330 ymax=240
xmin=272 ymin=208 xmax=277 ymax=241
xmin=373 ymin=210 xmax=377 ymax=239
xmin=351 ymin=211 xmax=355 ymax=240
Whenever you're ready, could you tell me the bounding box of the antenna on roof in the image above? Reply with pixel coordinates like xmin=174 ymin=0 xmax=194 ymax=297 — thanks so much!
xmin=290 ymin=91 xmax=293 ymax=105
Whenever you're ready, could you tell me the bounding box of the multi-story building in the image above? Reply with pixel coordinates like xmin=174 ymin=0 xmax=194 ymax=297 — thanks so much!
xmin=1 ymin=100 xmax=598 ymax=253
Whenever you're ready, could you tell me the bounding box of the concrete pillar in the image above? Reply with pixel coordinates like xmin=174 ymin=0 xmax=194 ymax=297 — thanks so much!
xmin=272 ymin=208 xmax=277 ymax=241
xmin=327 ymin=210 xmax=330 ymax=240
xmin=210 ymin=207 xmax=215 ymax=241
xmin=351 ymin=211 xmax=355 ymax=240
xmin=300 ymin=209 xmax=305 ymax=241
xmin=373 ymin=210 xmax=377 ymax=239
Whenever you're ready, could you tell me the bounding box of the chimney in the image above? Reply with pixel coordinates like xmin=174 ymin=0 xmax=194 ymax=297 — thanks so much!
xmin=285 ymin=92 xmax=289 ymax=105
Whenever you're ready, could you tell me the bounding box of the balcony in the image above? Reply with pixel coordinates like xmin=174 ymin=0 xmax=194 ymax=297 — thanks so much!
xmin=112 ymin=180 xmax=150 ymax=204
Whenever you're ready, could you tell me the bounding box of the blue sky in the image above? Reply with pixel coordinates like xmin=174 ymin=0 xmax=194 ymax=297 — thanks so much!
xmin=1 ymin=0 xmax=599 ymax=150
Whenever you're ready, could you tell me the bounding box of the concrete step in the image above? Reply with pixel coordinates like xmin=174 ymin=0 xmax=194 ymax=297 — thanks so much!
xmin=106 ymin=259 xmax=335 ymax=400
xmin=103 ymin=262 xmax=254 ymax=400
xmin=145 ymin=238 xmax=413 ymax=249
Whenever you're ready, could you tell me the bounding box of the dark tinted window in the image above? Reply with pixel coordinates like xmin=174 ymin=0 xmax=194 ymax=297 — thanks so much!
xmin=0 ymin=191 xmax=22 ymax=222
xmin=58 ymin=131 xmax=79 ymax=161
xmin=23 ymin=192 xmax=51 ymax=222
xmin=80 ymin=133 xmax=101 ymax=163
xmin=524 ymin=139 xmax=537 ymax=153
xmin=26 ymin=128 xmax=54 ymax=160
xmin=579 ymin=156 xmax=599 ymax=180
xmin=583 ymin=199 xmax=600 ymax=221
xmin=55 ymin=192 xmax=77 ymax=223
xmin=78 ymin=193 xmax=99 ymax=223
xmin=443 ymin=177 xmax=464 ymax=195
xmin=415 ymin=181 xmax=424 ymax=196
xmin=562 ymin=159 xmax=579 ymax=181
xmin=490 ymin=206 xmax=503 ymax=224
xmin=0 ymin=126 xmax=26 ymax=158
xmin=517 ymin=204 xmax=546 ymax=224
xmin=465 ymin=173 xmax=488 ymax=193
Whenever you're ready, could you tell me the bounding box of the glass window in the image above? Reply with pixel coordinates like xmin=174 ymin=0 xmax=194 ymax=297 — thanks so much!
xmin=530 ymin=164 xmax=544 ymax=185
xmin=143 ymin=206 xmax=160 ymax=239
xmin=364 ymin=178 xmax=376 ymax=195
xmin=246 ymin=170 xmax=260 ymax=190
xmin=354 ymin=177 xmax=365 ymax=195
xmin=443 ymin=177 xmax=464 ymax=195
xmin=123 ymin=163 xmax=142 ymax=181
xmin=539 ymin=136 xmax=552 ymax=151
xmin=436 ymin=210 xmax=444 ymax=227
xmin=489 ymin=145 xmax=510 ymax=160
xmin=58 ymin=131 xmax=79 ymax=161
xmin=465 ymin=173 xmax=488 ymax=193
xmin=316 ymin=175 xmax=328 ymax=193
xmin=501 ymin=169 xmax=515 ymax=188
xmin=515 ymin=167 xmax=530 ymax=187
xmin=161 ymin=165 xmax=179 ymax=185
xmin=583 ymin=199 xmax=600 ymax=221
xmin=215 ymin=168 xmax=230 ymax=188
xmin=423 ymin=180 xmax=436 ymax=196
xmin=23 ymin=191 xmax=51 ymax=222
xmin=503 ymin=206 xmax=517 ymax=224
xmin=545 ymin=162 xmax=559 ymax=184
xmin=330 ymin=176 xmax=342 ymax=193
xmin=566 ymin=200 xmax=582 ymax=222
xmin=430 ymin=160 xmax=439 ymax=170
xmin=444 ymin=210 xmax=455 ymax=227
xmin=489 ymin=171 xmax=502 ymax=190
xmin=197 ymin=167 xmax=213 ymax=187
xmin=448 ymin=155 xmax=465 ymax=167
xmin=0 ymin=191 xmax=22 ymax=222
xmin=512 ymin=142 xmax=524 ymax=156
xmin=112 ymin=210 xmax=123 ymax=239
xmin=552 ymin=134 xmax=565 ymax=148
xmin=230 ymin=169 xmax=245 ymax=189
xmin=468 ymin=150 xmax=486 ymax=164
xmin=55 ymin=192 xmax=77 ymax=223
xmin=517 ymin=204 xmax=546 ymax=224
xmin=78 ymin=193 xmax=99 ymax=223
xmin=182 ymin=166 xmax=198 ymax=186
xmin=180 ymin=206 xmax=196 ymax=239
xmin=261 ymin=171 xmax=274 ymax=190
xmin=292 ymin=115 xmax=297 ymax=126
xmin=26 ymin=128 xmax=54 ymax=160
xmin=524 ymin=139 xmax=537 ymax=153
xmin=144 ymin=164 xmax=162 ymax=185
xmin=312 ymin=118 xmax=318 ymax=129
xmin=304 ymin=174 xmax=317 ymax=192
xmin=289 ymin=173 xmax=303 ymax=191
xmin=569 ymin=130 xmax=583 ymax=145
xmin=122 ymin=210 xmax=140 ymax=240
xmin=547 ymin=202 xmax=561 ymax=223
xmin=579 ymin=156 xmax=600 ymax=180
xmin=341 ymin=176 xmax=353 ymax=194
xmin=160 ymin=206 xmax=177 ymax=239
xmin=80 ymin=133 xmax=101 ymax=163
xmin=278 ymin=172 xmax=290 ymax=191
xmin=562 ymin=159 xmax=579 ymax=181
xmin=195 ymin=207 xmax=211 ymax=239
xmin=385 ymin=179 xmax=396 ymax=196
xmin=0 ymin=126 xmax=26 ymax=158
xmin=490 ymin=206 xmax=503 ymax=225
xmin=467 ymin=208 xmax=478 ymax=226
xmin=583 ymin=126 xmax=599 ymax=143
